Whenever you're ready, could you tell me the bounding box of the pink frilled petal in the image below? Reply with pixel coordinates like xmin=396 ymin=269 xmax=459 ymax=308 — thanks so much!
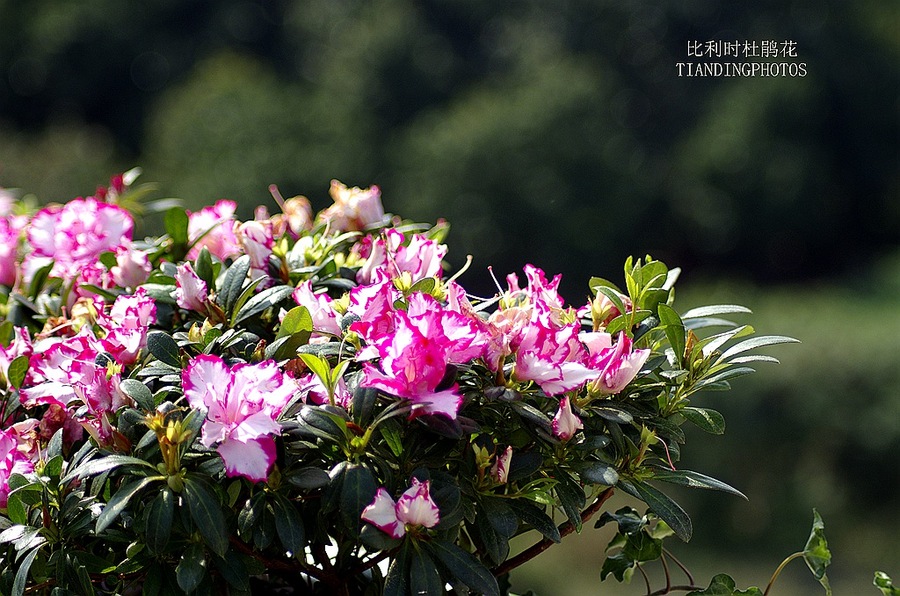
xmin=229 ymin=410 xmax=282 ymax=443
xmin=231 ymin=360 xmax=295 ymax=414
xmin=182 ymin=354 xmax=231 ymax=410
xmin=515 ymin=352 xmax=597 ymax=396
xmin=175 ymin=262 xmax=209 ymax=312
xmin=396 ymin=478 xmax=440 ymax=529
xmin=579 ymin=331 xmax=613 ymax=355
xmin=292 ymin=281 xmax=341 ymax=336
xmin=601 ymin=348 xmax=651 ymax=394
xmin=361 ymin=488 xmax=405 ymax=539
xmin=216 ymin=436 xmax=276 ymax=483
xmin=111 ymin=245 xmax=151 ymax=289
xmin=411 ymin=387 xmax=463 ymax=420
xmin=552 ymin=397 xmax=583 ymax=441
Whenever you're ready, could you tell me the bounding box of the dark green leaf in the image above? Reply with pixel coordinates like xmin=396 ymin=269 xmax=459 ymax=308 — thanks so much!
xmin=600 ymin=552 xmax=634 ymax=582
xmin=42 ymin=455 xmax=63 ymax=479
xmin=627 ymin=479 xmax=692 ymax=542
xmin=7 ymin=355 xmax=28 ymax=390
xmin=719 ymin=335 xmax=800 ymax=360
xmin=145 ymin=489 xmax=175 ymax=553
xmin=120 ymin=379 xmax=154 ymax=411
xmin=194 ymin=247 xmax=215 ymax=289
xmin=238 ymin=492 xmax=266 ymax=538
xmin=352 ymin=386 xmax=379 ymax=427
xmin=232 ymin=285 xmax=293 ymax=325
xmin=429 ymin=541 xmax=499 ymax=596
xmin=285 ymin=467 xmax=331 ymax=491
xmin=803 ymin=509 xmax=832 ymax=595
xmin=340 ymin=465 xmax=377 ymax=532
xmin=622 ymin=532 xmax=662 ymax=562
xmin=507 ymin=499 xmax=560 ymax=543
xmin=410 ymin=548 xmax=443 ymax=596
xmin=874 ymin=571 xmax=900 ymax=596
xmin=359 ymin=524 xmax=403 ymax=552
xmin=686 ymin=573 xmax=763 ymax=595
xmin=183 ymin=477 xmax=228 ymax=557
xmin=96 ymin=476 xmax=157 ymax=534
xmin=210 ymin=548 xmax=249 ymax=591
xmin=554 ymin=470 xmax=585 ymax=532
xmin=681 ymin=407 xmax=726 ymax=434
xmin=176 ymin=543 xmax=206 ymax=594
xmin=594 ymin=406 xmax=633 ymax=424
xmin=273 ymin=493 xmax=305 ymax=557
xmin=218 ymin=255 xmax=251 ymax=314
xmin=650 ymin=469 xmax=746 ymax=499
xmin=379 ymin=418 xmax=404 ymax=457
xmin=595 ymin=506 xmax=646 ymax=534
xmin=146 ymin=331 xmax=181 ymax=368
xmin=12 ymin=546 xmax=39 ymax=596
xmin=658 ymin=303 xmax=686 ymax=364
xmin=63 ymin=454 xmax=154 ymax=483
xmin=383 ymin=542 xmax=411 ymax=596
xmin=577 ymin=461 xmax=619 ymax=486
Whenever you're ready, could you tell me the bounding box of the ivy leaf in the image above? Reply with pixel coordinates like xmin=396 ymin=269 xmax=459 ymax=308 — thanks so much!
xmin=600 ymin=552 xmax=635 ymax=582
xmin=686 ymin=573 xmax=763 ymax=595
xmin=803 ymin=509 xmax=832 ymax=595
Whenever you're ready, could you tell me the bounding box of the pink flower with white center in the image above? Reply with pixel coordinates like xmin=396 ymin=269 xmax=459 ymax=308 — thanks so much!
xmin=552 ymin=397 xmax=583 ymax=441
xmin=0 ymin=428 xmax=35 ymax=508
xmin=320 ymin=180 xmax=385 ymax=232
xmin=360 ymin=311 xmax=462 ymax=419
xmin=581 ymin=332 xmax=650 ymax=395
xmin=405 ymin=292 xmax=489 ymax=364
xmin=20 ymin=329 xmax=104 ymax=410
xmin=292 ymin=281 xmax=341 ymax=337
xmin=346 ymin=275 xmax=400 ymax=345
xmin=238 ymin=219 xmax=273 ymax=281
xmin=491 ymin=446 xmax=513 ymax=484
xmin=98 ymin=288 xmax=156 ymax=365
xmin=175 ymin=263 xmax=209 ymax=313
xmin=361 ymin=478 xmax=440 ymax=539
xmin=182 ymin=355 xmax=296 ymax=483
xmin=24 ymin=197 xmax=133 ymax=284
xmin=110 ymin=245 xmax=151 ymax=289
xmin=186 ymin=200 xmax=241 ymax=261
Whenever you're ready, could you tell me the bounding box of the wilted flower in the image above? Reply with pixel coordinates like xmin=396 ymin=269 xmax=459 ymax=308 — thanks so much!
xmin=361 ymin=478 xmax=440 ymax=539
xmin=491 ymin=446 xmax=513 ymax=484
xmin=320 ymin=180 xmax=385 ymax=232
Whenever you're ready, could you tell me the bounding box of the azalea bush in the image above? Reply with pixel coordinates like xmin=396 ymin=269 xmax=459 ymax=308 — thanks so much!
xmin=0 ymin=171 xmax=833 ymax=595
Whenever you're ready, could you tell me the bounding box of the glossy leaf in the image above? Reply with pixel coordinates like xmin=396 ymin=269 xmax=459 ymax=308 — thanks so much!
xmin=96 ymin=476 xmax=158 ymax=534
xmin=273 ymin=493 xmax=305 ymax=557
xmin=650 ymin=468 xmax=747 ymax=499
xmin=627 ymin=479 xmax=692 ymax=542
xmin=119 ymin=379 xmax=154 ymax=411
xmin=232 ymin=284 xmax=293 ymax=325
xmin=176 ymin=543 xmax=206 ymax=594
xmin=183 ymin=477 xmax=228 ymax=557
xmin=340 ymin=464 xmax=377 ymax=532
xmin=409 ymin=548 xmax=443 ymax=596
xmin=145 ymin=489 xmax=175 ymax=553
xmin=218 ymin=255 xmax=251 ymax=313
xmin=146 ymin=331 xmax=181 ymax=368
xmin=686 ymin=574 xmax=763 ymax=595
xmin=276 ymin=305 xmax=313 ymax=339
xmin=681 ymin=407 xmax=726 ymax=434
xmin=7 ymin=355 xmax=28 ymax=390
xmin=507 ymin=499 xmax=560 ymax=543
xmin=428 ymin=540 xmax=499 ymax=596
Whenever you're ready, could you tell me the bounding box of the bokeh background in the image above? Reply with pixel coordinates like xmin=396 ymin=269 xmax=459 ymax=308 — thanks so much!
xmin=1 ymin=1 xmax=897 ymax=594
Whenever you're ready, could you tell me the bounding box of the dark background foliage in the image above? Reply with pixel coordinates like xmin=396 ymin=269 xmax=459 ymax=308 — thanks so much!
xmin=0 ymin=1 xmax=897 ymax=593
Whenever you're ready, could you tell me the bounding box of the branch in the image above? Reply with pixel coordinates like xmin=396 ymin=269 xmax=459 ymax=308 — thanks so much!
xmin=492 ymin=487 xmax=615 ymax=577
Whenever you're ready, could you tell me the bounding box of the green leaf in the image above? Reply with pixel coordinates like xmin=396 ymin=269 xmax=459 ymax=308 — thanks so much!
xmin=600 ymin=552 xmax=635 ymax=582
xmin=680 ymin=407 xmax=726 ymax=434
xmin=276 ymin=306 xmax=313 ymax=339
xmin=428 ymin=540 xmax=500 ymax=596
xmin=577 ymin=461 xmax=619 ymax=486
xmin=554 ymin=469 xmax=586 ymax=532
xmin=119 ymin=379 xmax=154 ymax=411
xmin=194 ymin=246 xmax=215 ymax=289
xmin=380 ymin=418 xmax=404 ymax=457
xmin=650 ymin=469 xmax=746 ymax=499
xmin=594 ymin=406 xmax=633 ymax=424
xmin=145 ymin=489 xmax=175 ymax=553
xmin=12 ymin=546 xmax=39 ymax=596
xmin=146 ymin=331 xmax=181 ymax=368
xmin=595 ymin=506 xmax=646 ymax=534
xmin=340 ymin=465 xmax=377 ymax=532
xmin=681 ymin=305 xmax=752 ymax=319
xmin=719 ymin=335 xmax=800 ymax=361
xmin=803 ymin=509 xmax=832 ymax=595
xmin=658 ymin=303 xmax=686 ymax=364
xmin=627 ymin=479 xmax=692 ymax=542
xmin=7 ymin=355 xmax=28 ymax=390
xmin=232 ymin=284 xmax=294 ymax=325
xmin=176 ymin=543 xmax=207 ymax=594
xmin=410 ymin=548 xmax=443 ymax=596
xmin=27 ymin=261 xmax=54 ymax=301
xmin=164 ymin=207 xmax=189 ymax=247
xmin=622 ymin=531 xmax=662 ymax=563
xmin=183 ymin=477 xmax=228 ymax=557
xmin=218 ymin=255 xmax=251 ymax=314
xmin=383 ymin=542 xmax=411 ymax=596
xmin=96 ymin=476 xmax=158 ymax=534
xmin=285 ymin=467 xmax=331 ymax=491
xmin=62 ymin=454 xmax=154 ymax=483
xmin=273 ymin=493 xmax=305 ymax=557
xmin=686 ymin=573 xmax=763 ymax=595
xmin=874 ymin=571 xmax=900 ymax=596
xmin=506 ymin=499 xmax=560 ymax=543
xmin=298 ymin=354 xmax=332 ymax=389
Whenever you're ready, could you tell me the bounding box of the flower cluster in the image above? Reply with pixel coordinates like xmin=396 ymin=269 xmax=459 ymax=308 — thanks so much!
xmin=0 ymin=172 xmax=795 ymax=595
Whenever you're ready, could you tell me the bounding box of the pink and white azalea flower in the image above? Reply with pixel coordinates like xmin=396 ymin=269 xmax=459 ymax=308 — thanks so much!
xmin=552 ymin=397 xmax=583 ymax=441
xmin=98 ymin=288 xmax=156 ymax=365
xmin=110 ymin=245 xmax=151 ymax=289
xmin=0 ymin=428 xmax=35 ymax=508
xmin=238 ymin=219 xmax=273 ymax=281
xmin=361 ymin=478 xmax=440 ymax=539
xmin=186 ymin=200 xmax=241 ymax=261
xmin=581 ymin=332 xmax=650 ymax=395
xmin=355 ymin=229 xmax=447 ymax=285
xmin=292 ymin=281 xmax=341 ymax=337
xmin=320 ymin=180 xmax=385 ymax=232
xmin=491 ymin=446 xmax=513 ymax=484
xmin=175 ymin=262 xmax=209 ymax=312
xmin=182 ymin=355 xmax=296 ymax=482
